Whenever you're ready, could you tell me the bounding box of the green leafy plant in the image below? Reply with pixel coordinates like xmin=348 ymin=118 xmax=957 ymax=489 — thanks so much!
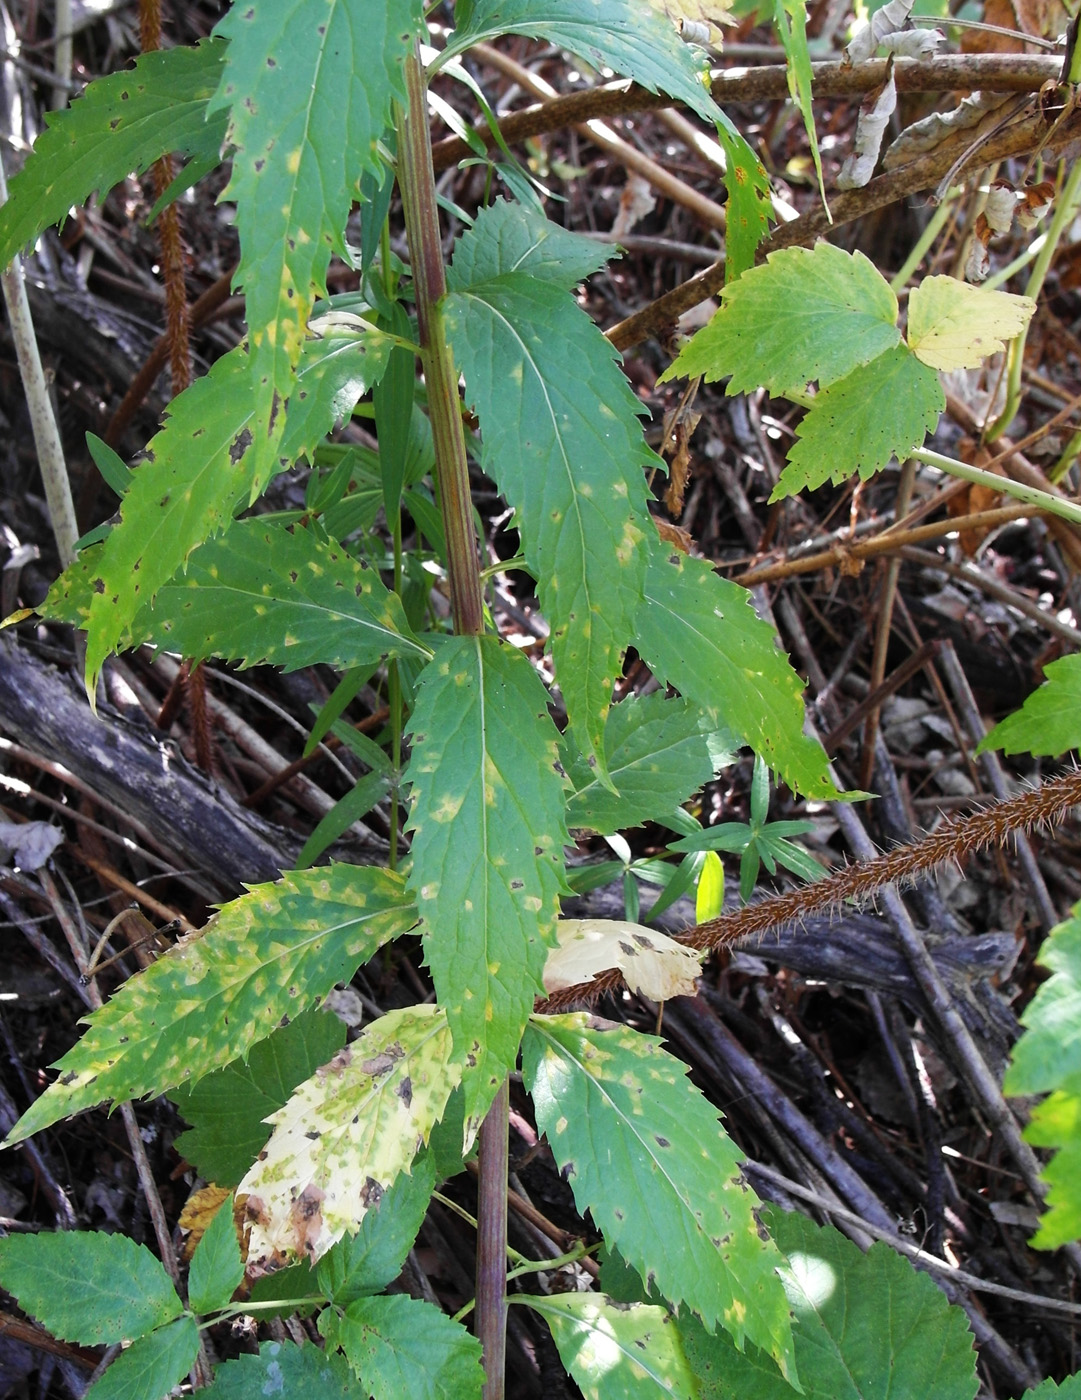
xmin=1 ymin=2 xmax=1079 ymax=1397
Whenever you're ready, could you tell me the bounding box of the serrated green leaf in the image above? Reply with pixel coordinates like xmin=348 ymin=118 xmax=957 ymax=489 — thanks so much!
xmin=714 ymin=124 xmax=774 ymax=281
xmin=0 ymin=1232 xmax=181 ymax=1344
xmin=1003 ymin=901 xmax=1081 ymax=1247
xmin=564 ymin=692 xmax=734 ymax=835
xmin=906 ymin=276 xmax=1035 ymax=371
xmin=661 ymin=244 xmax=899 ymax=396
xmin=443 ymin=0 xmax=718 ymax=122
xmin=321 ymin=1294 xmax=484 ymax=1400
xmin=522 ymin=1014 xmax=798 ymax=1380
xmin=405 ymin=635 xmax=568 ymax=1126
xmin=773 ymin=0 xmax=826 ymax=206
xmin=241 ymin=1005 xmax=459 ymax=1270
xmin=170 ymin=1007 xmax=347 ymax=1187
xmin=446 ymin=202 xmax=655 ymax=776
xmin=121 ymin=518 xmax=428 ymax=672
xmin=771 ymin=346 xmax=943 ymax=500
xmin=524 ymin=1292 xmax=699 ymax=1400
xmin=201 ymin=1341 xmax=365 ymax=1400
xmin=246 ymin=1259 xmax=322 ymax=1320
xmin=208 ymin=0 xmax=424 ymax=480
xmin=1022 ymin=1373 xmax=1081 ymax=1398
xmin=87 ymin=1317 xmax=200 ymax=1400
xmin=188 ymin=1195 xmax=244 ymax=1315
xmin=976 ymin=655 xmax=1081 ymax=758
xmin=4 ymin=865 xmax=415 ymax=1144
xmin=0 ymin=41 xmax=227 ymax=268
xmin=636 ymin=534 xmax=835 ymax=798
xmin=316 ymin=1151 xmax=437 ymax=1303
xmin=678 ymin=1207 xmax=978 ymax=1399
xmin=41 ymin=332 xmax=391 ymax=693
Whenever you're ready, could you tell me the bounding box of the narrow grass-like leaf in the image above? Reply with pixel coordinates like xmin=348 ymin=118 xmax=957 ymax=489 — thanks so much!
xmin=209 ymin=0 xmax=424 ymax=480
xmin=200 ymin=1342 xmax=362 ymax=1400
xmin=405 ymin=635 xmax=568 ymax=1126
xmin=773 ymin=0 xmax=826 ymax=205
xmin=677 ymin=1207 xmax=978 ymax=1399
xmin=118 ymin=519 xmax=429 ymax=672
xmin=522 ymin=1014 xmax=798 ymax=1380
xmin=524 ymin=1293 xmax=698 ymax=1400
xmin=636 ymin=534 xmax=834 ymax=798
xmin=714 ymin=124 xmax=774 ymax=280
xmin=660 ymin=244 xmax=899 ymax=396
xmin=976 ymin=654 xmax=1081 ymax=758
xmin=170 ymin=1007 xmax=347 ymax=1187
xmin=87 ymin=1318 xmax=200 ymax=1400
xmin=0 ymin=41 xmax=226 ymax=267
xmin=772 ymin=346 xmax=943 ymax=499
xmin=188 ymin=1195 xmax=244 ymax=1315
xmin=1004 ymin=901 xmax=1081 ymax=1247
xmin=241 ymin=1005 xmax=459 ymax=1271
xmin=0 ymin=1232 xmax=181 ymax=1344
xmin=446 ymin=202 xmax=655 ymax=777
xmin=41 ymin=332 xmax=391 ymax=693
xmin=442 ymin=0 xmax=717 ymax=122
xmin=4 ymin=866 xmax=415 ymax=1145
xmin=316 ymin=1152 xmax=437 ymax=1303
xmin=564 ymin=692 xmax=734 ymax=835
xmin=320 ymin=1294 xmax=484 ymax=1399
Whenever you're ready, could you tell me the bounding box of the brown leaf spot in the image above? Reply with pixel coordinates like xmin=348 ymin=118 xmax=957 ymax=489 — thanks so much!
xmin=396 ymin=1076 xmax=413 ymax=1108
xmin=360 ymin=1177 xmax=384 ymax=1208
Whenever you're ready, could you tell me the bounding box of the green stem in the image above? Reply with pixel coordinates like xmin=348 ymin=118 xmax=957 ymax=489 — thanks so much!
xmin=397 ymin=43 xmax=506 ymax=1400
xmin=985 ymin=155 xmax=1081 ymax=442
xmin=890 ymin=188 xmax=959 ymax=291
xmin=910 ymin=445 xmax=1081 ymax=525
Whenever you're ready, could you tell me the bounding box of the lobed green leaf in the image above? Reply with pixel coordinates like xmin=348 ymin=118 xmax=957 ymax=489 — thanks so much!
xmin=976 ymin=655 xmax=1081 ymax=758
xmin=87 ymin=1317 xmax=201 ymax=1400
xmin=0 ymin=1231 xmax=181 ymax=1345
xmin=522 ymin=1014 xmax=798 ymax=1380
xmin=678 ymin=1207 xmax=978 ymax=1399
xmin=209 ymin=0 xmax=424 ymax=480
xmin=661 ymin=243 xmax=899 ymax=396
xmin=446 ymin=201 xmax=656 ymax=776
xmin=405 ymin=634 xmax=568 ymax=1127
xmin=635 ymin=534 xmax=835 ymax=798
xmin=240 ymin=1005 xmax=459 ymax=1270
xmin=524 ymin=1292 xmax=698 ymax=1400
xmin=771 ymin=345 xmax=943 ymax=500
xmin=4 ymin=865 xmax=415 ymax=1144
xmin=0 ymin=41 xmax=227 ymax=268
xmin=320 ymin=1294 xmax=484 ymax=1399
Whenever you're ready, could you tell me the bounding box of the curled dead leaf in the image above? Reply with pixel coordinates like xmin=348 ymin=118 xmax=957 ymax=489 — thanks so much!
xmin=543 ymin=918 xmax=704 ymax=1000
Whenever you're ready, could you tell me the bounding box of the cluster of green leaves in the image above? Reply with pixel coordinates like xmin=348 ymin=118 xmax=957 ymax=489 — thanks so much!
xmin=0 ymin=0 xmax=1078 ymax=1396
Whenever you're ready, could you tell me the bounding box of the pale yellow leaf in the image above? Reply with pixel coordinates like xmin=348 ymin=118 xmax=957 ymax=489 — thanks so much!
xmin=542 ymin=919 xmax=703 ymax=1000
xmin=239 ymin=1005 xmax=459 ymax=1274
xmin=907 ymin=276 xmax=1035 ymax=371
xmin=643 ymin=0 xmax=734 ymax=44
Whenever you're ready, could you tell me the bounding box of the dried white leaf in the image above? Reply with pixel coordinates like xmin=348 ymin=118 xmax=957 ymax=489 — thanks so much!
xmin=985 ymin=181 xmax=1017 ymax=236
xmin=837 ymin=67 xmax=897 ymax=190
xmin=878 ymin=26 xmax=946 ymax=57
xmin=884 ymin=91 xmax=1012 ymax=169
xmin=542 ymin=919 xmax=703 ymax=1001
xmin=611 ymin=172 xmax=657 ymax=238
xmin=965 ymin=235 xmax=991 ymax=284
xmin=845 ymin=0 xmax=915 ymax=63
xmin=1017 ymin=180 xmax=1055 ymax=230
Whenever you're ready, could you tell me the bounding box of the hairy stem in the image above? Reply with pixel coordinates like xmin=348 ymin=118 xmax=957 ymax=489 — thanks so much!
xmin=398 ymin=43 xmax=505 ymax=1398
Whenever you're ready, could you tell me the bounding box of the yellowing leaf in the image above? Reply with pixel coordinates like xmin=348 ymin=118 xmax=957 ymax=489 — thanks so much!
xmin=644 ymin=0 xmax=735 ymax=43
xmin=906 ymin=276 xmax=1035 ymax=371
xmin=178 ymin=1185 xmax=234 ymax=1263
xmin=542 ymin=919 xmax=703 ymax=1000
xmin=240 ymin=1005 xmax=459 ymax=1274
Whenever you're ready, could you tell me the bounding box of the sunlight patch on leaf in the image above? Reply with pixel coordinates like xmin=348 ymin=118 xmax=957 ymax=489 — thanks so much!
xmin=906 ymin=276 xmax=1035 ymax=371
xmin=3 ymin=866 xmax=416 ymax=1145
xmin=320 ymin=1294 xmax=484 ymax=1398
xmin=543 ymin=919 xmax=703 ymax=999
xmin=241 ymin=1005 xmax=459 ymax=1273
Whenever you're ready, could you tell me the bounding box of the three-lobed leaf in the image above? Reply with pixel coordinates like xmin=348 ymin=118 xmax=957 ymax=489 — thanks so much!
xmin=975 ymin=654 xmax=1081 ymax=758
xmin=5 ymin=865 xmax=415 ymax=1144
xmin=405 ymin=633 xmax=568 ymax=1128
xmin=661 ymin=243 xmax=899 ymax=395
xmin=523 ymin=1292 xmax=699 ymax=1400
xmin=771 ymin=345 xmax=943 ymax=499
xmin=208 ymin=0 xmax=425 ymax=481
xmin=522 ymin=1013 xmax=798 ymax=1381
xmin=677 ymin=1207 xmax=979 ymax=1399
xmin=240 ymin=1005 xmax=459 ymax=1271
xmin=0 ymin=41 xmax=227 ymax=268
xmin=320 ymin=1294 xmax=484 ymax=1399
xmin=0 ymin=1231 xmax=181 ymax=1344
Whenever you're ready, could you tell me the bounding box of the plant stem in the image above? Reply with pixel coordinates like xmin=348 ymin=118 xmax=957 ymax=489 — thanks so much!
xmin=910 ymin=445 xmax=1081 ymax=525
xmin=397 ymin=43 xmax=506 ymax=1398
